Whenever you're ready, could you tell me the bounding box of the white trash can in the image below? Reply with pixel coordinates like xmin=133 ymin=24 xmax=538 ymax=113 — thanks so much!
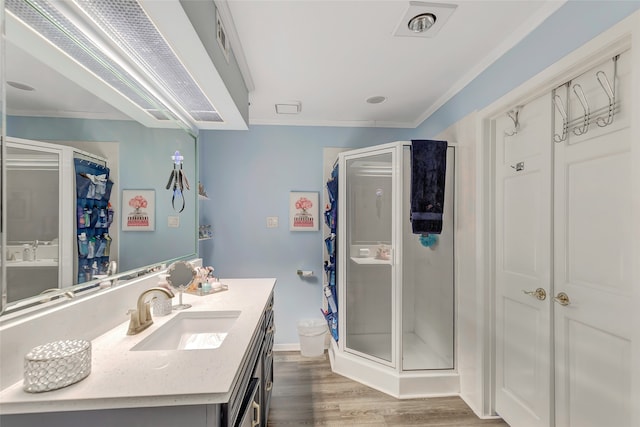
xmin=297 ymin=319 xmax=327 ymax=357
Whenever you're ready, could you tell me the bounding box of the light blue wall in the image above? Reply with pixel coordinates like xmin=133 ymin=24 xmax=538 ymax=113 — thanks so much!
xmin=199 ymin=2 xmax=640 ymax=346
xmin=417 ymin=0 xmax=640 ymax=137
xmin=7 ymin=116 xmax=197 ymax=273
xmin=198 ymin=126 xmax=414 ymax=344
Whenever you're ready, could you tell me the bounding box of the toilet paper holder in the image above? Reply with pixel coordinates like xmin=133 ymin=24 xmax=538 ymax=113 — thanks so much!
xmin=297 ymin=270 xmax=314 ymax=278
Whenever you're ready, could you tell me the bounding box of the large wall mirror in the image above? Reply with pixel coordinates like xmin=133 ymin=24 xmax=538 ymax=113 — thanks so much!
xmin=1 ymin=0 xmax=199 ymax=315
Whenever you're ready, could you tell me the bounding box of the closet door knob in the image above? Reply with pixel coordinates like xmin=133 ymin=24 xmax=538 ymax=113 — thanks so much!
xmin=522 ymin=288 xmax=547 ymax=300
xmin=554 ymin=292 xmax=571 ymax=306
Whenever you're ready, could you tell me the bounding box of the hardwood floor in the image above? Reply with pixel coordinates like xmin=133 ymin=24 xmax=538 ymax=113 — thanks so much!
xmin=267 ymin=351 xmax=509 ymax=426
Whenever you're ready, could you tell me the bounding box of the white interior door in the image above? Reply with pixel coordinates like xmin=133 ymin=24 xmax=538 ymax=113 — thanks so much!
xmin=494 ymin=93 xmax=553 ymax=427
xmin=553 ymin=53 xmax=632 ymax=427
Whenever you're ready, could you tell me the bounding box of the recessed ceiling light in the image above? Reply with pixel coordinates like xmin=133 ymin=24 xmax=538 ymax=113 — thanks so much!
xmin=408 ymin=13 xmax=436 ymax=33
xmin=393 ymin=2 xmax=457 ymax=38
xmin=366 ymin=96 xmax=387 ymax=104
xmin=7 ymin=81 xmax=35 ymax=91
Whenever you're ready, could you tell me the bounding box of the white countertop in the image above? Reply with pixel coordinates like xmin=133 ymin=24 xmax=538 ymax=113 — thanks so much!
xmin=0 ymin=278 xmax=275 ymax=415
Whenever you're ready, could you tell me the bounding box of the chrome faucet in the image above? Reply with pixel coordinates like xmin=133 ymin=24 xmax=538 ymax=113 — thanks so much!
xmin=32 ymin=240 xmax=39 ymax=260
xmin=127 ymin=287 xmax=175 ymax=335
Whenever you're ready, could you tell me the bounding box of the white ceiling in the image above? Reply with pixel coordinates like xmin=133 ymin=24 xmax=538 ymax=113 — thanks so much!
xmin=226 ymin=0 xmax=565 ymax=128
xmin=4 ymin=0 xmax=565 ymax=130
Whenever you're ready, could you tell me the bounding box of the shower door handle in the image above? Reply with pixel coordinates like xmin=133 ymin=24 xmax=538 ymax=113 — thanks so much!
xmin=522 ymin=288 xmax=546 ymax=301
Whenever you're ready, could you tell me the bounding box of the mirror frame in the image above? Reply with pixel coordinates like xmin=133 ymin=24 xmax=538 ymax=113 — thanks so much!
xmin=1 ymin=0 xmax=7 ymax=316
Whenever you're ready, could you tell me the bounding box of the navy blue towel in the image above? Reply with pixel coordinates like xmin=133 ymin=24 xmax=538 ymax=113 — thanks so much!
xmin=410 ymin=140 xmax=447 ymax=234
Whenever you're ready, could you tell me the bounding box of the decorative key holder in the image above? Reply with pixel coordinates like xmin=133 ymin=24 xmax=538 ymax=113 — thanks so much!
xmin=166 ymin=150 xmax=190 ymax=212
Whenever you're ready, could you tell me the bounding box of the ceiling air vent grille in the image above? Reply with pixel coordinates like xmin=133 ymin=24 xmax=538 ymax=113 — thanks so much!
xmin=216 ymin=8 xmax=230 ymax=63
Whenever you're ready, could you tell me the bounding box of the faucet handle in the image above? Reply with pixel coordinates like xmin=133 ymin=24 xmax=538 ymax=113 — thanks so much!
xmin=141 ymin=301 xmax=153 ymax=324
xmin=126 ymin=309 xmax=140 ymax=335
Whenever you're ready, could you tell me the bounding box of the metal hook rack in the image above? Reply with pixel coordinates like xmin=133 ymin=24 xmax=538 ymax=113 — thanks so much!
xmin=552 ymin=55 xmax=620 ymax=142
xmin=504 ymin=106 xmax=522 ymax=136
xmin=553 ymin=83 xmax=569 ymax=143
xmin=595 ymin=54 xmax=618 ymax=127
xmin=572 ymin=84 xmax=590 ymax=136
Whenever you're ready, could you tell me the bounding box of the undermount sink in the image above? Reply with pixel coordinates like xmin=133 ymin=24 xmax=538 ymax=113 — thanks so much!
xmin=130 ymin=310 xmax=241 ymax=351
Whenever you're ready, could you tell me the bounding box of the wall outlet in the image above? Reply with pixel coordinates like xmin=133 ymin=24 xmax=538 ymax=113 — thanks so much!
xmin=168 ymin=216 xmax=180 ymax=228
xmin=266 ymin=216 xmax=279 ymax=228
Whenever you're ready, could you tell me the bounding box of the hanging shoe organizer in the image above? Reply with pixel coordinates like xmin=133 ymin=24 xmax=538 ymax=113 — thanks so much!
xmin=322 ymin=163 xmax=339 ymax=342
xmin=74 ymin=157 xmax=114 ymax=284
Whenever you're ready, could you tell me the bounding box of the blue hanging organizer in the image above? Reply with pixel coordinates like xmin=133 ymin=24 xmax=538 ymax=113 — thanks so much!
xmin=322 ymin=163 xmax=339 ymax=342
xmin=74 ymin=158 xmax=114 ymax=284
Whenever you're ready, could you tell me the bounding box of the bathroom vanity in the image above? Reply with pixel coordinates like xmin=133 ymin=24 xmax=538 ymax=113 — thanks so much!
xmin=0 ymin=277 xmax=275 ymax=427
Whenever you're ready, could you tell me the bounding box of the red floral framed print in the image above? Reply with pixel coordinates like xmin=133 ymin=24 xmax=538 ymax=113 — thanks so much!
xmin=289 ymin=191 xmax=319 ymax=231
xmin=122 ymin=189 xmax=155 ymax=231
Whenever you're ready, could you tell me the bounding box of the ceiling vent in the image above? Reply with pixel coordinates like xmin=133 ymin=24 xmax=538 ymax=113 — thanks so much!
xmin=275 ymin=102 xmax=302 ymax=115
xmin=216 ymin=8 xmax=230 ymax=63
xmin=393 ymin=1 xmax=457 ymax=38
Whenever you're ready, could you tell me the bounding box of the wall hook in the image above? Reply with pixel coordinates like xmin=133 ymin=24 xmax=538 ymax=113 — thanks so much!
xmin=553 ymin=90 xmax=569 ymax=142
xmin=595 ymin=54 xmax=618 ymax=127
xmin=504 ymin=106 xmax=522 ymax=136
xmin=572 ymin=84 xmax=590 ymax=136
xmin=510 ymin=161 xmax=525 ymax=172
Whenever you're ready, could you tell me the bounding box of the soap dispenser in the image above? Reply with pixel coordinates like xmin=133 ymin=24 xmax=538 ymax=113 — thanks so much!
xmin=22 ymin=244 xmax=34 ymax=261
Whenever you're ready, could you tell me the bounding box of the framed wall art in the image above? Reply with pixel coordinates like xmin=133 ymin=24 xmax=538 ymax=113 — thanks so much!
xmin=290 ymin=191 xmax=319 ymax=231
xmin=122 ymin=189 xmax=155 ymax=231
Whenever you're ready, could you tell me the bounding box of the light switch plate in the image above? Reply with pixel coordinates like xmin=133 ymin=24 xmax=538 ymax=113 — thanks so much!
xmin=266 ymin=216 xmax=279 ymax=228
xmin=168 ymin=216 xmax=180 ymax=228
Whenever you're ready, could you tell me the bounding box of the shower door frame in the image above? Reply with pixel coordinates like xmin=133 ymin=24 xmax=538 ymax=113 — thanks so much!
xmin=5 ymin=138 xmax=75 ymax=304
xmin=338 ymin=142 xmax=401 ymax=369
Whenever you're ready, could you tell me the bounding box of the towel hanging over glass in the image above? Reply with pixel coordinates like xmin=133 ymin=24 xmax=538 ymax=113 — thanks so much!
xmin=410 ymin=139 xmax=448 ymax=235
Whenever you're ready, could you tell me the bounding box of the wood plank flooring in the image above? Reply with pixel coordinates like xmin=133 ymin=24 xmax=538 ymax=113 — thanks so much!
xmin=267 ymin=351 xmax=509 ymax=426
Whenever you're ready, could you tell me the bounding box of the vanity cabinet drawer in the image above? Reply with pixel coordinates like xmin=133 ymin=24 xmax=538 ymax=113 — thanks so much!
xmin=223 ymin=290 xmax=274 ymax=427
xmin=263 ymin=294 xmax=274 ymax=330
xmin=223 ymin=317 xmax=264 ymax=427
xmin=261 ymin=291 xmax=274 ymax=424
xmin=234 ymin=378 xmax=260 ymax=427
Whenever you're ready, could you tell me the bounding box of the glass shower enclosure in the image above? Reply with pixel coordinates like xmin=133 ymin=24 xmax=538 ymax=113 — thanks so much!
xmin=338 ymin=141 xmax=454 ymax=373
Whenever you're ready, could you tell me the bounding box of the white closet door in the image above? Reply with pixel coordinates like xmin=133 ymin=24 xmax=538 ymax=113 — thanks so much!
xmin=495 ymin=93 xmax=553 ymax=427
xmin=553 ymin=54 xmax=632 ymax=427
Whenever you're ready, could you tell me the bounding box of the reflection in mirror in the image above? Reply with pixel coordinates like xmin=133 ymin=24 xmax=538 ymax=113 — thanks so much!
xmin=1 ymin=0 xmax=6 ymax=317
xmin=166 ymin=261 xmax=196 ymax=311
xmin=6 ymin=141 xmax=65 ymax=303
xmin=2 ymin=6 xmax=198 ymax=316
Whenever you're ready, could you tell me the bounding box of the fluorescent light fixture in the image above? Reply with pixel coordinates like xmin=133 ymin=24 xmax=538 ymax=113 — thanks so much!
xmin=6 ymin=0 xmax=224 ymax=133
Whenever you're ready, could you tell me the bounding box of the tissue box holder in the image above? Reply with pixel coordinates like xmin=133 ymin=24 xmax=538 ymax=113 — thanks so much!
xmin=24 ymin=339 xmax=91 ymax=393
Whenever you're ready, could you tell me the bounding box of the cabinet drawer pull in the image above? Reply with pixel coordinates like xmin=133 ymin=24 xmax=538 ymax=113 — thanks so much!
xmin=266 ymin=381 xmax=273 ymax=392
xmin=252 ymin=401 xmax=261 ymax=427
xmin=267 ymin=326 xmax=275 ymax=334
xmin=267 ymin=349 xmax=273 ymax=358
